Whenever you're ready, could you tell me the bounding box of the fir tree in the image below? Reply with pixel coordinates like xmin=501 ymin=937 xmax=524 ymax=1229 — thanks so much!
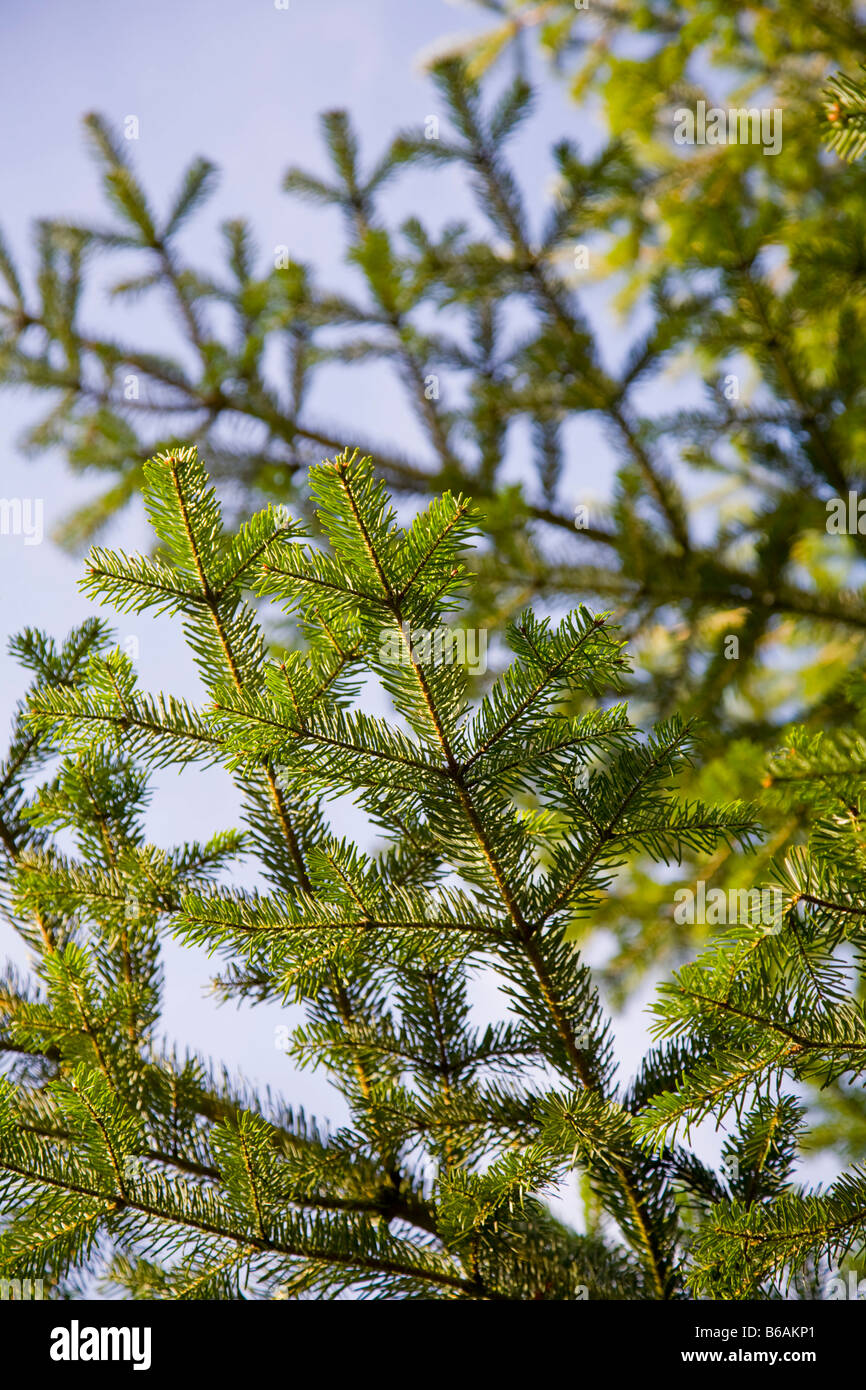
xmin=3 ymin=7 xmax=866 ymax=1281
xmin=2 ymin=36 xmax=866 ymax=743
xmin=0 ymin=445 xmax=775 ymax=1300
xmin=823 ymin=64 xmax=866 ymax=161
xmin=6 ymin=43 xmax=866 ymax=1009
xmin=640 ymin=717 xmax=866 ymax=1298
xmin=5 ymin=446 xmax=865 ymax=1301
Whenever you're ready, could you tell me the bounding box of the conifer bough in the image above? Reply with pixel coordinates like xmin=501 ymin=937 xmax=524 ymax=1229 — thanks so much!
xmin=8 ymin=43 xmax=866 ymax=1017
xmin=0 ymin=447 xmax=863 ymax=1299
xmin=5 ymin=50 xmax=866 ymax=744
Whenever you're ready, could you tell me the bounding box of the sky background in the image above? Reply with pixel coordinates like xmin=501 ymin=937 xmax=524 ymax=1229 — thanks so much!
xmin=0 ymin=0 xmax=810 ymax=1229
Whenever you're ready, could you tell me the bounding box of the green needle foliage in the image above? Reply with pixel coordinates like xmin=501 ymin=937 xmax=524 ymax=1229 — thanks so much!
xmin=4 ymin=446 xmax=864 ymax=1301
xmin=823 ymin=65 xmax=866 ymax=161
xmin=7 ymin=14 xmax=866 ymax=1012
xmin=639 ymin=718 xmax=866 ymax=1298
xmin=4 ymin=27 xmax=866 ymax=742
xmin=0 ymin=445 xmax=784 ymax=1300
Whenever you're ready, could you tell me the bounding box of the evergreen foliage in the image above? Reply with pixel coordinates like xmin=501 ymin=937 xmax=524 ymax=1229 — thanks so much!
xmin=2 ymin=447 xmax=863 ymax=1300
xmin=823 ymin=64 xmax=866 ymax=161
xmin=6 ymin=13 xmax=866 ymax=1014
xmin=4 ymin=5 xmax=866 ymax=1300
xmin=639 ymin=718 xmax=866 ymax=1297
xmin=3 ymin=28 xmax=866 ymax=742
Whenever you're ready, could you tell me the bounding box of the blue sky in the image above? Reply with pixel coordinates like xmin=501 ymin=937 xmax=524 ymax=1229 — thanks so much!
xmin=0 ymin=0 xmax=776 ymax=1212
xmin=1 ymin=0 xmax=611 ymax=1104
